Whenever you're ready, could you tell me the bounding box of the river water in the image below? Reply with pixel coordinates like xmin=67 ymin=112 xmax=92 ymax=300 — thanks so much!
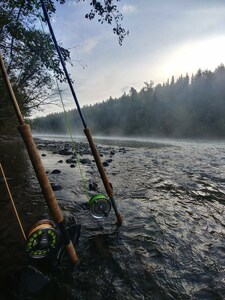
xmin=0 ymin=136 xmax=225 ymax=299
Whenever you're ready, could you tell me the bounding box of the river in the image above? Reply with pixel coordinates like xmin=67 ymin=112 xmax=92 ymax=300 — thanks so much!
xmin=0 ymin=136 xmax=225 ymax=299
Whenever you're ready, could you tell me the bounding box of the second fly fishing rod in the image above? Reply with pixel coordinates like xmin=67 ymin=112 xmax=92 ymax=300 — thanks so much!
xmin=0 ymin=53 xmax=79 ymax=265
xmin=40 ymin=0 xmax=122 ymax=226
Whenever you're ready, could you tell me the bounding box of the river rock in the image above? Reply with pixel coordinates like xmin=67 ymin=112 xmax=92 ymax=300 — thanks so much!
xmin=80 ymin=158 xmax=91 ymax=165
xmin=89 ymin=179 xmax=98 ymax=191
xmin=58 ymin=149 xmax=73 ymax=156
xmin=119 ymin=147 xmax=126 ymax=153
xmin=51 ymin=169 xmax=61 ymax=174
xmin=51 ymin=183 xmax=63 ymax=191
xmin=103 ymin=161 xmax=109 ymax=167
xmin=66 ymin=157 xmax=76 ymax=164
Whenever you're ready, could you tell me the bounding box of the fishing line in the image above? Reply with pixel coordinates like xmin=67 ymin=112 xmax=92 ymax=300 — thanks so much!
xmin=40 ymin=1 xmax=87 ymax=129
xmin=34 ymin=3 xmax=111 ymax=218
xmin=37 ymin=0 xmax=122 ymax=223
xmin=0 ymin=162 xmax=27 ymax=241
xmin=34 ymin=5 xmax=90 ymax=201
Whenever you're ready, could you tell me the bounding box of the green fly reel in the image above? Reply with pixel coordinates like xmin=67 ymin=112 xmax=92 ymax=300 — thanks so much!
xmin=88 ymin=193 xmax=111 ymax=218
xmin=26 ymin=219 xmax=59 ymax=259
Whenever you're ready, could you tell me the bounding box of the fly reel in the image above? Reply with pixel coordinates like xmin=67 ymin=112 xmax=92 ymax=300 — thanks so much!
xmin=88 ymin=194 xmax=111 ymax=218
xmin=26 ymin=219 xmax=59 ymax=259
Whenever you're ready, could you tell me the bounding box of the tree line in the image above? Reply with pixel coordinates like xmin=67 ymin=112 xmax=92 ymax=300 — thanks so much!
xmin=31 ymin=64 xmax=225 ymax=139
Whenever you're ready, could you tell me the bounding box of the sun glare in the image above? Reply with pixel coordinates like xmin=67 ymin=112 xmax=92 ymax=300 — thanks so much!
xmin=162 ymin=35 xmax=225 ymax=78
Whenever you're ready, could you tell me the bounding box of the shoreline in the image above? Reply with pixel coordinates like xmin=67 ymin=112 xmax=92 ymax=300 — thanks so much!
xmin=0 ymin=134 xmax=21 ymax=143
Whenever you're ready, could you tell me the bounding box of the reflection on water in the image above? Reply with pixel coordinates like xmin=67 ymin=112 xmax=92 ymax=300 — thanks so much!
xmin=0 ymin=137 xmax=225 ymax=299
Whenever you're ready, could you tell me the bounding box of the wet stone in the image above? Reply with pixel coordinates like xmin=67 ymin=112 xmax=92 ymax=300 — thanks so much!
xmin=89 ymin=179 xmax=98 ymax=191
xmin=41 ymin=153 xmax=47 ymax=157
xmin=51 ymin=183 xmax=63 ymax=191
xmin=66 ymin=158 xmax=76 ymax=164
xmin=119 ymin=147 xmax=126 ymax=153
xmin=70 ymin=164 xmax=76 ymax=168
xmin=103 ymin=161 xmax=109 ymax=167
xmin=58 ymin=160 xmax=63 ymax=163
xmin=112 ymin=171 xmax=120 ymax=176
xmin=51 ymin=169 xmax=61 ymax=174
xmin=80 ymin=158 xmax=91 ymax=165
xmin=52 ymin=150 xmax=59 ymax=154
xmin=58 ymin=149 xmax=73 ymax=156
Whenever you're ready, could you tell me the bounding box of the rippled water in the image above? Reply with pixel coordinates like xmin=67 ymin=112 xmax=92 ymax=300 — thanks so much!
xmin=0 ymin=137 xmax=225 ymax=299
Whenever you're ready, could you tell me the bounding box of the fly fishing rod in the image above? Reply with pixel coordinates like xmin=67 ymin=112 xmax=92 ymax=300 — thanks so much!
xmin=40 ymin=0 xmax=122 ymax=225
xmin=0 ymin=162 xmax=27 ymax=241
xmin=0 ymin=162 xmax=59 ymax=259
xmin=0 ymin=53 xmax=79 ymax=264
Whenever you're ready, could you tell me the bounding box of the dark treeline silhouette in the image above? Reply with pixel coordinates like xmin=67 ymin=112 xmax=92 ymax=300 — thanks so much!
xmin=31 ymin=64 xmax=225 ymax=139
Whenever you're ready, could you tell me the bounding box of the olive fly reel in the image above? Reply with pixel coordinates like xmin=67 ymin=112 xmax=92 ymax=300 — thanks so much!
xmin=88 ymin=193 xmax=111 ymax=218
xmin=26 ymin=219 xmax=59 ymax=259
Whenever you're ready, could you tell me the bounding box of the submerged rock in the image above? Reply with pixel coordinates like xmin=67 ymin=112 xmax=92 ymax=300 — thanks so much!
xmin=80 ymin=158 xmax=91 ymax=165
xmin=89 ymin=179 xmax=98 ymax=191
xmin=66 ymin=157 xmax=76 ymax=164
xmin=3 ymin=266 xmax=49 ymax=299
xmin=51 ymin=169 xmax=61 ymax=174
xmin=51 ymin=183 xmax=63 ymax=191
xmin=58 ymin=149 xmax=73 ymax=156
xmin=103 ymin=161 xmax=109 ymax=167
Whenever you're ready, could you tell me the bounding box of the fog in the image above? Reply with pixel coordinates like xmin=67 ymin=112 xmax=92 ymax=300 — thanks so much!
xmin=31 ymin=65 xmax=225 ymax=141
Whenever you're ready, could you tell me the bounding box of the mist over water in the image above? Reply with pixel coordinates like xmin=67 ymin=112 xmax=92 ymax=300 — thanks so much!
xmin=0 ymin=137 xmax=225 ymax=299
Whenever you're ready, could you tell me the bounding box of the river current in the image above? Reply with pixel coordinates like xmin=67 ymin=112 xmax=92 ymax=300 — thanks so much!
xmin=0 ymin=136 xmax=225 ymax=299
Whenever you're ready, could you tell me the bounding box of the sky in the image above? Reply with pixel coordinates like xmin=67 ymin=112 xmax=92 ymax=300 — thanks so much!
xmin=35 ymin=0 xmax=225 ymax=117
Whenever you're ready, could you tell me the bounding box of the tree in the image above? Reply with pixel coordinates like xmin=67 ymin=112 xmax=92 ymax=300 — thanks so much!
xmin=0 ymin=0 xmax=127 ymax=133
xmin=0 ymin=1 xmax=70 ymax=113
xmin=82 ymin=0 xmax=128 ymax=45
xmin=31 ymin=64 xmax=225 ymax=139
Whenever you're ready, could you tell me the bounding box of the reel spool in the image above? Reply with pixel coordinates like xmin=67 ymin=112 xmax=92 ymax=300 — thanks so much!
xmin=88 ymin=193 xmax=111 ymax=219
xmin=26 ymin=219 xmax=59 ymax=259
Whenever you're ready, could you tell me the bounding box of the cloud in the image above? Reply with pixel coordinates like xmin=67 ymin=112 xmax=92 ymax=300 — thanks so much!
xmin=35 ymin=0 xmax=225 ymax=118
xmin=122 ymin=4 xmax=138 ymax=15
xmin=80 ymin=37 xmax=99 ymax=55
xmin=159 ymin=35 xmax=225 ymax=81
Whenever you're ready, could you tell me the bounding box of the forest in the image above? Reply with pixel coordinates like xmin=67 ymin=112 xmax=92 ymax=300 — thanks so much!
xmin=31 ymin=64 xmax=225 ymax=139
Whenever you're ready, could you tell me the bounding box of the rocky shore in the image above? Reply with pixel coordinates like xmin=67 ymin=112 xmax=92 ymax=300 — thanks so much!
xmin=34 ymin=137 xmax=128 ymax=196
xmin=0 ymin=134 xmax=21 ymax=143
